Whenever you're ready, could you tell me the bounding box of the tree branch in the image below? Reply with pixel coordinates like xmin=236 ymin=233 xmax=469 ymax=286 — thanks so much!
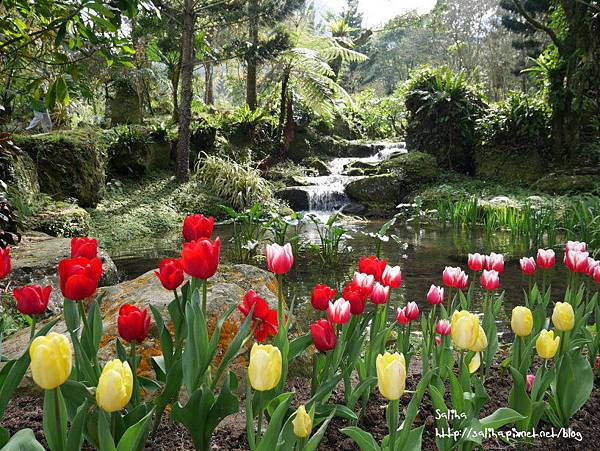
xmin=511 ymin=0 xmax=563 ymax=50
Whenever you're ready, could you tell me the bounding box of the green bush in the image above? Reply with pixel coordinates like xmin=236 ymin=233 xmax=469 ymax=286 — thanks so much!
xmin=105 ymin=125 xmax=152 ymax=175
xmin=405 ymin=66 xmax=486 ymax=173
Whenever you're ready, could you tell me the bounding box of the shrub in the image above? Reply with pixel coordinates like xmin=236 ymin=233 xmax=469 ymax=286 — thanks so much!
xmin=405 ymin=66 xmax=486 ymax=173
xmin=105 ymin=125 xmax=152 ymax=175
xmin=196 ymin=154 xmax=275 ymax=210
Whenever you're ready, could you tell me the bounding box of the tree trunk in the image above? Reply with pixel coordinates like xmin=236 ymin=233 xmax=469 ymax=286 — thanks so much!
xmin=176 ymin=0 xmax=196 ymax=181
xmin=282 ymin=93 xmax=294 ymax=157
xmin=204 ymin=60 xmax=214 ymax=105
xmin=171 ymin=60 xmax=181 ymax=123
xmin=246 ymin=0 xmax=259 ymax=110
xmin=278 ymin=67 xmax=290 ymax=144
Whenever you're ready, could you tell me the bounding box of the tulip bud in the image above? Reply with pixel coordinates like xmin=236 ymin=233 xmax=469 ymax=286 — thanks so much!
xmin=451 ymin=310 xmax=480 ymax=350
xmin=586 ymin=258 xmax=598 ymax=277
xmin=536 ymin=249 xmax=555 ymax=269
xmin=426 ymin=284 xmax=444 ymax=305
xmin=266 ymin=243 xmax=294 ymax=275
xmin=155 ymin=258 xmax=184 ymax=291
xmin=519 ymin=257 xmax=536 ymax=276
xmin=485 ymin=253 xmax=504 ymax=273
xmin=442 ymin=266 xmax=468 ymax=289
xmin=13 ymin=285 xmax=52 ymax=315
xmin=328 ymin=298 xmax=351 ymax=324
xmin=381 ymin=265 xmax=402 ymax=289
xmin=565 ymin=240 xmax=586 ymax=253
xmin=594 ymin=266 xmax=600 ymax=284
xmin=248 ymin=343 xmax=282 ymax=391
xmin=436 ymin=319 xmax=451 ymax=336
xmin=480 ymin=269 xmax=500 ymax=290
xmin=310 ymin=284 xmax=337 ymax=311
xmin=0 ymin=247 xmax=10 ymax=279
xmin=467 ymin=253 xmax=485 ymax=271
xmin=396 ymin=307 xmax=409 ymax=325
xmin=96 ymin=359 xmax=133 ymax=412
xmin=564 ymin=249 xmax=589 ymax=273
xmin=468 ymin=352 xmax=481 ymax=374
xmin=551 ymin=302 xmax=574 ymax=332
xmin=470 ymin=326 xmax=488 ymax=352
xmin=58 ymin=257 xmax=103 ymax=301
xmin=181 ymin=238 xmax=221 ymax=279
xmin=118 ymin=304 xmax=151 ymax=343
xmin=310 ymin=319 xmax=336 ymax=352
xmin=358 ymin=256 xmax=387 ymax=282
xmin=292 ymin=405 xmax=312 ymax=438
xmin=352 ymin=272 xmax=375 ymax=295
xmin=536 ymin=329 xmax=560 ymax=359
xmin=526 ymin=374 xmax=535 ymax=392
xmin=369 ymin=282 xmax=390 ymax=305
xmin=342 ymin=283 xmax=367 ymax=315
xmin=376 ymin=352 xmax=406 ymax=401
xmin=182 ymin=214 xmax=214 ymax=242
xmin=404 ymin=302 xmax=419 ymax=321
xmin=71 ymin=237 xmax=98 ymax=259
xmin=30 ymin=333 xmax=72 ymax=389
xmin=434 ymin=336 xmax=442 ymax=346
xmin=511 ymin=306 xmax=533 ymax=337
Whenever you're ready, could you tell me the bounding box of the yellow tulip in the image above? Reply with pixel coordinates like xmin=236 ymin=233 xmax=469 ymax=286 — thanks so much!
xmin=470 ymin=326 xmax=488 ymax=352
xmin=552 ymin=302 xmax=574 ymax=332
xmin=248 ymin=343 xmax=282 ymax=391
xmin=96 ymin=359 xmax=133 ymax=412
xmin=376 ymin=352 xmax=406 ymax=401
xmin=451 ymin=310 xmax=480 ymax=350
xmin=29 ymin=332 xmax=72 ymax=389
xmin=468 ymin=352 xmax=481 ymax=374
xmin=511 ymin=306 xmax=533 ymax=337
xmin=536 ymin=329 xmax=560 ymax=359
xmin=292 ymin=405 xmax=312 ymax=438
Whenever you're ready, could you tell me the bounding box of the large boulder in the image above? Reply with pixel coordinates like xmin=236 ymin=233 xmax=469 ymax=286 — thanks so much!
xmin=13 ymin=130 xmax=108 ymax=207
xmin=533 ymin=171 xmax=600 ymax=195
xmin=110 ymin=79 xmax=141 ymax=126
xmin=303 ymin=157 xmax=330 ymax=176
xmin=7 ymin=234 xmax=118 ymax=313
xmin=343 ymin=160 xmax=378 ymax=176
xmin=106 ymin=126 xmax=171 ymax=176
xmin=26 ymin=201 xmax=91 ymax=238
xmin=475 ymin=146 xmax=543 ymax=185
xmin=0 ymin=145 xmax=39 ymax=206
xmin=345 ymin=174 xmax=402 ymax=205
xmin=1 ymin=264 xmax=276 ymax=387
xmin=275 ymin=187 xmax=310 ymax=211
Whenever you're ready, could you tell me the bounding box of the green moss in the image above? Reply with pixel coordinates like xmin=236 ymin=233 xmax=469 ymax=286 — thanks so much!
xmin=13 ymin=129 xmax=108 ymax=207
xmin=534 ymin=174 xmax=600 ymax=195
xmin=0 ymin=147 xmax=39 ymax=208
xmin=26 ymin=200 xmax=91 ymax=237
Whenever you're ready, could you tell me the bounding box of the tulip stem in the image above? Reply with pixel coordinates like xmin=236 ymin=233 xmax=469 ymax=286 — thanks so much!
xmin=387 ymin=399 xmax=399 ymax=451
xmin=202 ymin=279 xmax=208 ymax=318
xmin=256 ymin=392 xmax=264 ymax=440
xmin=130 ymin=341 xmax=139 ymax=406
xmin=77 ymin=301 xmax=90 ymax=336
xmin=29 ymin=316 xmax=37 ymax=341
xmin=277 ymin=274 xmax=284 ymax=328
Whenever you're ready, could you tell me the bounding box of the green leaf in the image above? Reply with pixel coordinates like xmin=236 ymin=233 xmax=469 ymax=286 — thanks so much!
xmin=98 ymin=411 xmax=116 ymax=451
xmin=116 ymin=407 xmax=154 ymax=451
xmin=288 ymin=334 xmax=312 ymax=360
xmin=0 ymin=429 xmax=45 ymax=450
xmin=66 ymin=400 xmax=92 ymax=451
xmin=399 ymin=425 xmax=424 ymax=451
xmin=340 ymin=426 xmax=380 ymax=451
xmin=397 ymin=370 xmax=432 ymax=449
xmin=480 ymin=407 xmax=525 ymax=430
xmin=554 ymin=352 xmax=593 ymax=426
xmin=256 ymin=392 xmax=293 ymax=451
xmin=304 ymin=410 xmax=336 ymax=451
xmin=43 ymin=389 xmax=67 ymax=451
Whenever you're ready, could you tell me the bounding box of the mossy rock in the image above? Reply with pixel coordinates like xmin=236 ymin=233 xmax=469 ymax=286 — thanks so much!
xmin=303 ymin=157 xmax=330 ymax=176
xmin=110 ymin=79 xmax=141 ymax=126
xmin=106 ymin=126 xmax=171 ymax=176
xmin=345 ymin=174 xmax=402 ymax=204
xmin=0 ymin=146 xmax=39 ymax=206
xmin=344 ymin=160 xmax=378 ymax=176
xmin=13 ymin=130 xmax=108 ymax=207
xmin=378 ymin=151 xmax=439 ymax=183
xmin=26 ymin=201 xmax=91 ymax=237
xmin=474 ymin=145 xmax=543 ymax=185
xmin=533 ymin=173 xmax=600 ymax=195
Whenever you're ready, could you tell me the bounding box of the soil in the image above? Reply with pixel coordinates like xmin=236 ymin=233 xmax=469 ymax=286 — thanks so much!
xmin=3 ymin=356 xmax=599 ymax=451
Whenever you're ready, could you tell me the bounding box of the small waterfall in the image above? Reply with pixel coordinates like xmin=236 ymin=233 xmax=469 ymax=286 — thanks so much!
xmin=301 ymin=142 xmax=406 ymax=213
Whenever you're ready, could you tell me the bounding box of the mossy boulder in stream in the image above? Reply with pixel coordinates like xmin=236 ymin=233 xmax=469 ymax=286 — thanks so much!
xmin=13 ymin=130 xmax=108 ymax=207
xmin=345 ymin=152 xmax=439 ymax=205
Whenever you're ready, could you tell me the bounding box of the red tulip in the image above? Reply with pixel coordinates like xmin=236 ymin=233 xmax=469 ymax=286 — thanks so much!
xmin=436 ymin=319 xmax=451 ymax=335
xmin=536 ymin=249 xmax=555 ymax=269
xmin=526 ymin=374 xmax=535 ymax=392
xmin=442 ymin=266 xmax=468 ymax=289
xmin=311 ymin=284 xmax=337 ymax=311
xmin=266 ymin=243 xmax=294 ymax=275
xmin=58 ymin=257 xmax=103 ymax=301
xmin=342 ymin=283 xmax=368 ymax=315
xmin=328 ymin=299 xmax=351 ymax=324
xmin=404 ymin=301 xmax=419 ymax=321
xmin=182 ymin=214 xmax=214 ymax=242
xmin=396 ymin=307 xmax=409 ymax=325
xmin=181 ymin=238 xmax=220 ymax=279
xmin=381 ymin=265 xmax=402 ymax=288
xmin=485 ymin=253 xmax=504 ymax=273
xmin=519 ymin=257 xmax=536 ymax=276
xmin=0 ymin=247 xmax=10 ymax=279
xmin=435 ymin=336 xmax=442 ymax=346
xmin=480 ymin=269 xmax=500 ymax=290
xmin=351 ymin=272 xmax=374 ymax=296
xmin=310 ymin=319 xmax=336 ymax=352
xmin=238 ymin=290 xmax=278 ymax=342
xmin=155 ymin=258 xmax=184 ymax=290
xmin=427 ymin=285 xmax=444 ymax=305
xmin=593 ymin=266 xmax=600 ymax=284
xmin=467 ymin=253 xmax=485 ymax=271
xmin=565 ymin=240 xmax=586 ymax=254
xmin=118 ymin=304 xmax=151 ymax=343
xmin=564 ymin=249 xmax=589 ymax=273
xmin=71 ymin=237 xmax=98 ymax=259
xmin=13 ymin=285 xmax=52 ymax=315
xmin=369 ymin=282 xmax=389 ymax=305
xmin=358 ymin=256 xmax=387 ymax=282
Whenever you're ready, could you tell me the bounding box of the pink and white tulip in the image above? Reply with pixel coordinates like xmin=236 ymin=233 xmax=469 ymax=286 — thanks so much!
xmin=352 ymin=272 xmax=375 ymax=296
xmin=480 ymin=269 xmax=500 ymax=290
xmin=381 ymin=265 xmax=402 ymax=288
xmin=266 ymin=243 xmax=294 ymax=274
xmin=436 ymin=319 xmax=451 ymax=336
xmin=485 ymin=252 xmax=504 ymax=273
xmin=536 ymin=249 xmax=556 ymax=269
xmin=564 ymin=250 xmax=589 ymax=273
xmin=565 ymin=241 xmax=586 ymax=254
xmin=519 ymin=257 xmax=536 ymax=276
xmin=426 ymin=284 xmax=444 ymax=305
xmin=442 ymin=266 xmax=468 ymax=289
xmin=468 ymin=253 xmax=486 ymax=271
xmin=404 ymin=302 xmax=419 ymax=321
xmin=526 ymin=374 xmax=535 ymax=392
xmin=327 ymin=298 xmax=351 ymax=325
xmin=370 ymin=282 xmax=390 ymax=305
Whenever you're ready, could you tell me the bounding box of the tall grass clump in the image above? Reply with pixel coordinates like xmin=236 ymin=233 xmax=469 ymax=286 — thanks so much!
xmin=196 ymin=154 xmax=275 ymax=210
